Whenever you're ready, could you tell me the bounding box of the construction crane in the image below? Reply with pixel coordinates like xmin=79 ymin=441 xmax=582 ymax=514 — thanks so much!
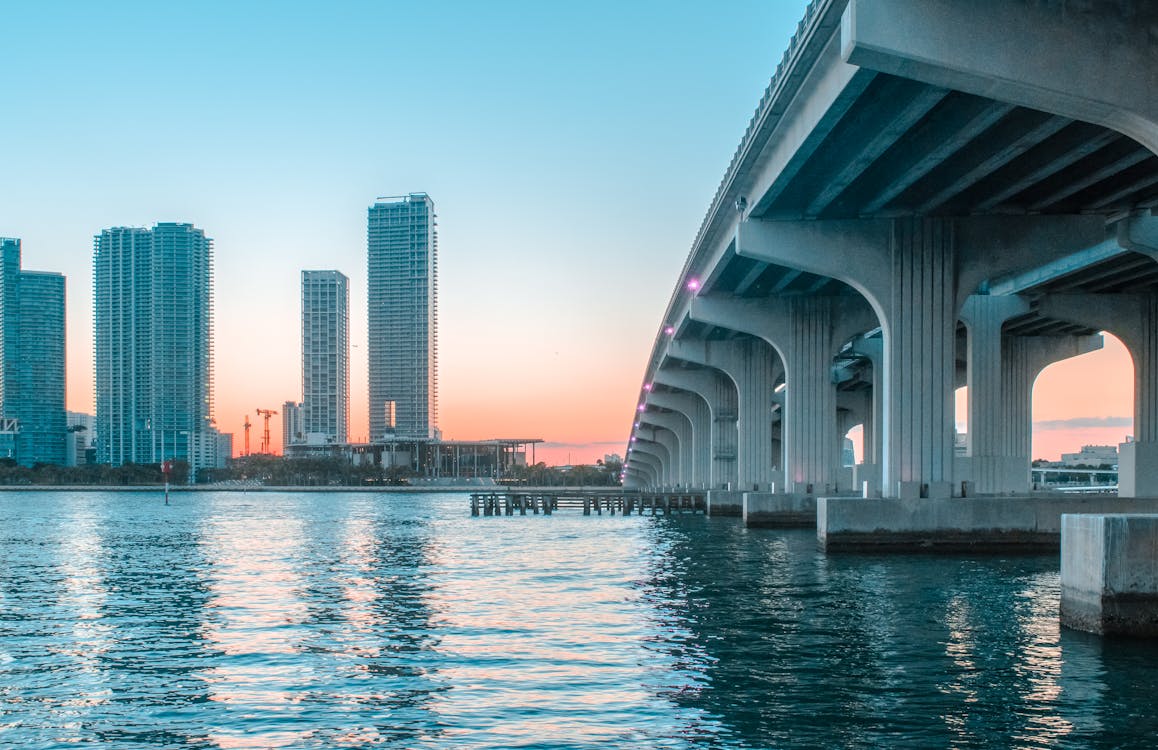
xmin=243 ymin=415 xmax=252 ymax=456
xmin=256 ymin=408 xmax=278 ymax=455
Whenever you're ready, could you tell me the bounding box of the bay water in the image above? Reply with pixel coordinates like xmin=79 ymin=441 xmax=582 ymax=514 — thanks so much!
xmin=1 ymin=490 xmax=1156 ymax=748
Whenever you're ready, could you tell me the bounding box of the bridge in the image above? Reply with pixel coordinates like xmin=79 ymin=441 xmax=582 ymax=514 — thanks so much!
xmin=620 ymin=0 xmax=1158 ymax=633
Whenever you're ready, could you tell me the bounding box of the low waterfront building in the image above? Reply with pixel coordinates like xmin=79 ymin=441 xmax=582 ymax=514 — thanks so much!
xmin=284 ymin=437 xmax=541 ymax=480
xmin=1060 ymin=444 xmax=1119 ymax=467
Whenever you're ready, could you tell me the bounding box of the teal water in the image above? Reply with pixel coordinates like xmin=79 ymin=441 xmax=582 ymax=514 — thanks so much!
xmin=1 ymin=491 xmax=1156 ymax=749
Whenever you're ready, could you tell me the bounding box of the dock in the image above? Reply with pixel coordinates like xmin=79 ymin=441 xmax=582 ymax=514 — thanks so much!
xmin=469 ymin=489 xmax=706 ymax=516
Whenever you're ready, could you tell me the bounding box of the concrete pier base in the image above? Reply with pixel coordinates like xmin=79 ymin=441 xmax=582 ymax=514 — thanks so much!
xmin=818 ymin=496 xmax=1158 ymax=552
xmin=742 ymin=492 xmax=817 ymax=528
xmin=1061 ymin=514 xmax=1158 ymax=637
xmin=706 ymin=490 xmax=744 ymax=517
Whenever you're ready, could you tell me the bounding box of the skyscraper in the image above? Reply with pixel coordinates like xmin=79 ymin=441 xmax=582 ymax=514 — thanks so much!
xmin=367 ymin=194 xmax=438 ymax=440
xmin=282 ymin=400 xmax=303 ymax=449
xmin=0 ymin=238 xmax=66 ymax=466
xmin=93 ymin=223 xmax=217 ymax=468
xmin=301 ymin=270 xmax=349 ymax=444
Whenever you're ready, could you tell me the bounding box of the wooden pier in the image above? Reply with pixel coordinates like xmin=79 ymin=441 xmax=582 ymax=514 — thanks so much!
xmin=469 ymin=489 xmax=706 ymax=517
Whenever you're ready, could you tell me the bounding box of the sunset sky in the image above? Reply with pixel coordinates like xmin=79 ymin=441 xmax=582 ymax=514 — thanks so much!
xmin=1 ymin=1 xmax=1137 ymax=465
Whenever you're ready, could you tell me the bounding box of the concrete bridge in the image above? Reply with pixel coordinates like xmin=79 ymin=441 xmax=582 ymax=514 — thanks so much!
xmin=623 ymin=1 xmax=1158 ymax=561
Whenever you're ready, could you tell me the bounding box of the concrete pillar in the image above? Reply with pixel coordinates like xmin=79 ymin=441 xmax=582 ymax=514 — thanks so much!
xmin=631 ymin=449 xmax=663 ymax=488
xmin=654 ymin=367 xmax=738 ymax=490
xmin=640 ymin=410 xmax=693 ymax=488
xmin=784 ymin=298 xmax=840 ymax=494
xmin=734 ymin=214 xmax=1103 ymax=498
xmin=959 ymin=294 xmax=1029 ymax=494
xmin=1039 ymin=293 xmax=1158 ymax=497
xmin=667 ymin=338 xmax=777 ymax=491
xmin=1061 ymin=514 xmax=1158 ymax=637
xmin=646 ymin=390 xmax=711 ymax=489
xmin=686 ymin=294 xmax=877 ymax=494
xmin=850 ymin=335 xmax=883 ymax=494
xmin=881 ymin=219 xmax=957 ymax=498
xmin=651 ymin=428 xmax=681 ymax=488
xmin=633 ymin=438 xmax=670 ymax=487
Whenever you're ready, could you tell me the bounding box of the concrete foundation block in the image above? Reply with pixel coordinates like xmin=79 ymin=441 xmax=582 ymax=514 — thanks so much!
xmin=1061 ymin=514 xmax=1158 ymax=637
xmin=896 ymin=481 xmax=922 ymax=500
xmin=743 ymin=492 xmax=817 ymax=528
xmin=706 ymin=490 xmax=744 ymax=517
xmin=1118 ymin=441 xmax=1158 ymax=498
xmin=818 ymin=495 xmax=1158 ymax=552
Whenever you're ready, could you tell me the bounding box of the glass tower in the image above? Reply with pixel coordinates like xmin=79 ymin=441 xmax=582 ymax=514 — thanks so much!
xmin=93 ymin=223 xmax=216 ymax=467
xmin=301 ymin=270 xmax=349 ymax=444
xmin=367 ymin=194 xmax=438 ymax=440
xmin=0 ymin=238 xmax=67 ymax=466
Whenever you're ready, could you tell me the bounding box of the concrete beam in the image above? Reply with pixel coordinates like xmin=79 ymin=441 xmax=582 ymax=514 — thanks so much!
xmin=843 ymin=0 xmax=1158 ymax=155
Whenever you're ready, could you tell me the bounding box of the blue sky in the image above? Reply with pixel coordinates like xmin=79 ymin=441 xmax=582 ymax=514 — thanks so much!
xmin=1 ymin=1 xmax=813 ymax=459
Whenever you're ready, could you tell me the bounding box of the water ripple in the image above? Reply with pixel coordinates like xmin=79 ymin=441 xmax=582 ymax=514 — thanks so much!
xmin=1 ymin=491 xmax=1157 ymax=748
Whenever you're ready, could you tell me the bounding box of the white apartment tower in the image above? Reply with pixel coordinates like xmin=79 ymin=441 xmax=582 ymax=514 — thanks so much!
xmin=367 ymin=194 xmax=438 ymax=440
xmin=301 ymin=270 xmax=349 ymax=444
xmin=93 ymin=223 xmax=217 ymax=467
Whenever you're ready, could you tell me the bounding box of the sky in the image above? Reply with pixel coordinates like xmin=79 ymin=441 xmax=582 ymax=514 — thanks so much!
xmin=0 ymin=1 xmax=1136 ymax=465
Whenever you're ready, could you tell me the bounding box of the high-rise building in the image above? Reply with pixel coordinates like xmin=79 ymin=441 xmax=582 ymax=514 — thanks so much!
xmin=282 ymin=400 xmax=303 ymax=449
xmin=301 ymin=269 xmax=349 ymax=445
xmin=93 ymin=223 xmax=219 ymax=469
xmin=0 ymin=238 xmax=66 ymax=466
xmin=367 ymin=193 xmax=438 ymax=441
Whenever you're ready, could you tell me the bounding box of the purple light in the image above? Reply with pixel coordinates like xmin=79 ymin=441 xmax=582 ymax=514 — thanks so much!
xmin=663 ymin=325 xmax=675 ymax=336
xmin=631 ymin=436 xmax=637 ymax=442
xmin=634 ymin=422 xmax=640 ymax=428
xmin=637 ymin=404 xmax=646 ymax=412
xmin=686 ymin=278 xmax=701 ymax=292
xmin=643 ymin=383 xmax=652 ymax=392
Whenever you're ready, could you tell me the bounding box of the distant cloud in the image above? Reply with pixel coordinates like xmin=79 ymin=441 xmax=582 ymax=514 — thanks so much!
xmin=1034 ymin=416 xmax=1131 ymax=430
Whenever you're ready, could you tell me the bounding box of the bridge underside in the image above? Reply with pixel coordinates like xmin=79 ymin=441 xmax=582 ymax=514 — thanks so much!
xmin=626 ymin=0 xmax=1158 ymax=508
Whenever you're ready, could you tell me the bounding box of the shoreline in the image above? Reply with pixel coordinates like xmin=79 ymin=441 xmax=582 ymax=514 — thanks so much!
xmin=0 ymin=484 xmax=626 ymax=493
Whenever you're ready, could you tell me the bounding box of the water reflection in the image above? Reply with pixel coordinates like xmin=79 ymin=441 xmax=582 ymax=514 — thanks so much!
xmin=637 ymin=519 xmax=1158 ymax=750
xmin=2 ymin=492 xmax=1158 ymax=749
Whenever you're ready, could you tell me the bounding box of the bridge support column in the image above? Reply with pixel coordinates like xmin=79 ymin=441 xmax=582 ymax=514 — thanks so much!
xmin=1040 ymin=293 xmax=1158 ymax=497
xmin=640 ymin=410 xmax=693 ymax=488
xmin=731 ymin=340 xmax=777 ymax=492
xmin=735 ymin=215 xmax=1102 ymax=500
xmin=784 ymin=298 xmax=840 ymax=494
xmin=881 ymin=219 xmax=957 ymax=499
xmin=652 ymin=428 xmax=680 ymax=488
xmin=686 ymin=294 xmax=876 ymax=494
xmin=960 ymin=294 xmax=1029 ymax=494
xmin=654 ymin=367 xmax=738 ymax=490
xmin=639 ymin=437 xmax=676 ymax=488
xmin=666 ymin=338 xmax=777 ymax=491
xmin=631 ymin=449 xmax=663 ymax=488
xmin=850 ymin=335 xmax=883 ymax=496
